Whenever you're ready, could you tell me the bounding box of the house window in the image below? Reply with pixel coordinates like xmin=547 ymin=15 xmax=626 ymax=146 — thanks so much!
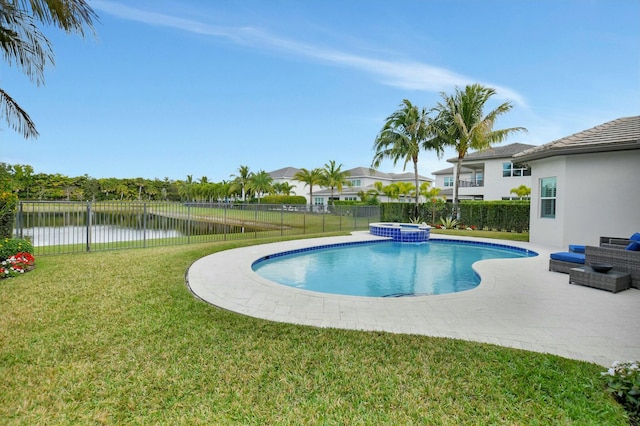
xmin=314 ymin=197 xmax=324 ymax=205
xmin=349 ymin=179 xmax=361 ymax=187
xmin=475 ymin=173 xmax=484 ymax=186
xmin=503 ymin=162 xmax=531 ymax=177
xmin=444 ymin=177 xmax=454 ymax=187
xmin=540 ymin=177 xmax=556 ymax=218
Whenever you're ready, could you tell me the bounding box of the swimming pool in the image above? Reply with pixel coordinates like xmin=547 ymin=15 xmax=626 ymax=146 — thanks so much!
xmin=252 ymin=239 xmax=537 ymax=297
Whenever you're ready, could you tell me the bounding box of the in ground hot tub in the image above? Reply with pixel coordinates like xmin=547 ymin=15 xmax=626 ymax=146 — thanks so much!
xmin=369 ymin=222 xmax=431 ymax=243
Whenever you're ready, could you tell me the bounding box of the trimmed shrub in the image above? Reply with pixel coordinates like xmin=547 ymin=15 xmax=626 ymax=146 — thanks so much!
xmin=459 ymin=201 xmax=530 ymax=232
xmin=0 ymin=191 xmax=18 ymax=239
xmin=259 ymin=195 xmax=307 ymax=205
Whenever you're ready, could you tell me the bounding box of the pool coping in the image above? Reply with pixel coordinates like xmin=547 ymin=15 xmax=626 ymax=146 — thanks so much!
xmin=186 ymin=232 xmax=640 ymax=366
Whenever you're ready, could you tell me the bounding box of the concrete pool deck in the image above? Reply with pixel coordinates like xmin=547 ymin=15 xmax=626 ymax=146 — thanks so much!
xmin=186 ymin=232 xmax=640 ymax=366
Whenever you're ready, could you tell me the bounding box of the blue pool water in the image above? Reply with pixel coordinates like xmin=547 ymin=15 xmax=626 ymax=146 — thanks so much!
xmin=252 ymin=240 xmax=537 ymax=297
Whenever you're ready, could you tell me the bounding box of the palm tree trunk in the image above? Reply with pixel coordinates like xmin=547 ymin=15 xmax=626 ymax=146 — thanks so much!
xmin=453 ymin=157 xmax=463 ymax=219
xmin=413 ymin=158 xmax=419 ymax=218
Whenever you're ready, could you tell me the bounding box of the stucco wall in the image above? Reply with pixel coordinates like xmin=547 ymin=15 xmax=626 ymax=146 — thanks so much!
xmin=529 ymin=150 xmax=640 ymax=249
xmin=529 ymin=156 xmax=566 ymax=248
xmin=482 ymin=158 xmax=532 ymax=200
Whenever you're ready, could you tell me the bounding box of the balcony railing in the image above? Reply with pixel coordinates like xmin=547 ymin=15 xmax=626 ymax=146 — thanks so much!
xmin=458 ymin=179 xmax=484 ymax=188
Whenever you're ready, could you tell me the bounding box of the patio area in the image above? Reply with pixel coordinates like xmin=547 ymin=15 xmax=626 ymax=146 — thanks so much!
xmin=187 ymin=232 xmax=640 ymax=366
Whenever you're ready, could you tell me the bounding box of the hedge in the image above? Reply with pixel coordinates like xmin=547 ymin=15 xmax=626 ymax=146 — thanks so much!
xmin=258 ymin=195 xmax=308 ymax=205
xmin=380 ymin=200 xmax=530 ymax=232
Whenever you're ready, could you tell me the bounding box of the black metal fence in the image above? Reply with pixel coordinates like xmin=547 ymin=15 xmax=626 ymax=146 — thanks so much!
xmin=14 ymin=201 xmax=381 ymax=256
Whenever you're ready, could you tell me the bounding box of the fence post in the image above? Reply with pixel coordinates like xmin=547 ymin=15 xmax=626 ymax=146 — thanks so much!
xmin=17 ymin=201 xmax=24 ymax=239
xmin=354 ymin=205 xmax=357 ymax=230
xmin=143 ymin=202 xmax=147 ymax=248
xmin=281 ymin=206 xmax=284 ymax=236
xmin=223 ymin=204 xmax=227 ymax=241
xmin=187 ymin=203 xmax=191 ymax=244
xmin=86 ymin=201 xmax=92 ymax=252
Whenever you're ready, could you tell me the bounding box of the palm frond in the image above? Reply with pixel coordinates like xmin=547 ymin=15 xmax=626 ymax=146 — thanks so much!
xmin=0 ymin=88 xmax=39 ymax=138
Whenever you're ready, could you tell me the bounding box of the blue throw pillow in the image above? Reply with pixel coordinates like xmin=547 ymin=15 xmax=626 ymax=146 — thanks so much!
xmin=626 ymin=241 xmax=640 ymax=251
xmin=630 ymin=232 xmax=640 ymax=242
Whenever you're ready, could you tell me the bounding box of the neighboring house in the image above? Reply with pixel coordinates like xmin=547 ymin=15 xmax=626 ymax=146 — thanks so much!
xmin=268 ymin=166 xmax=433 ymax=206
xmin=513 ymin=116 xmax=640 ymax=249
xmin=432 ymin=143 xmax=536 ymax=200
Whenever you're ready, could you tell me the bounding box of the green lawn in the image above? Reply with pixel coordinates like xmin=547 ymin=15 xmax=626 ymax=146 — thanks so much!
xmin=0 ymin=234 xmax=629 ymax=424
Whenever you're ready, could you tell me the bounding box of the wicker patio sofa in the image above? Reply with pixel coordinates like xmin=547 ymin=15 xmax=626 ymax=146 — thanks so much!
xmin=585 ymin=245 xmax=640 ymax=289
xmin=599 ymin=232 xmax=640 ymax=249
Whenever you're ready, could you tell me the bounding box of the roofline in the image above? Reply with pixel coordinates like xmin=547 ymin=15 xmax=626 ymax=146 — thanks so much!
xmin=514 ymin=140 xmax=640 ymax=162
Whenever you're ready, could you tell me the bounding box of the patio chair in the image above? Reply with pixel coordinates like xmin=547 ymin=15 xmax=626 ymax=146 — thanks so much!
xmin=599 ymin=232 xmax=640 ymax=249
xmin=549 ymin=251 xmax=585 ymax=274
xmin=585 ymin=245 xmax=640 ymax=289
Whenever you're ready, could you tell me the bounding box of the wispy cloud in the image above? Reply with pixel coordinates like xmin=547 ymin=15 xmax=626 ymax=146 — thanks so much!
xmin=93 ymin=1 xmax=527 ymax=106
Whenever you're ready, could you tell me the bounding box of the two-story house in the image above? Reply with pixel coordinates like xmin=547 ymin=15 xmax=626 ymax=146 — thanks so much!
xmin=431 ymin=143 xmax=536 ymax=201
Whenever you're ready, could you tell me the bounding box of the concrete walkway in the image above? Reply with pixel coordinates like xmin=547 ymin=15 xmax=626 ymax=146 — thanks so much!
xmin=187 ymin=232 xmax=640 ymax=366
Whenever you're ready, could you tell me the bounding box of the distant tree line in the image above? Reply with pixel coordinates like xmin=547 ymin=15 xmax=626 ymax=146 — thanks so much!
xmin=0 ymin=161 xmax=353 ymax=203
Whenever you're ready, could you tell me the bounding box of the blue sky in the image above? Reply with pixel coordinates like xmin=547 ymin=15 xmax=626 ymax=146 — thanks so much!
xmin=1 ymin=0 xmax=638 ymax=182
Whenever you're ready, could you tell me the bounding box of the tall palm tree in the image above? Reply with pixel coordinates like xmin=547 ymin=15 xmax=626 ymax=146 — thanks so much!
xmin=0 ymin=0 xmax=97 ymax=139
xmin=248 ymin=170 xmax=273 ymax=203
xmin=433 ymin=84 xmax=527 ymax=216
xmin=372 ymin=99 xmax=444 ymax=215
xmin=293 ymin=167 xmax=323 ymax=211
xmin=230 ymin=165 xmax=252 ymax=202
xmin=321 ymin=160 xmax=351 ymax=206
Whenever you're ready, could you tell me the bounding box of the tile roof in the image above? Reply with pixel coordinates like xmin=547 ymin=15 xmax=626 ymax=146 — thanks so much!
xmin=432 ymin=166 xmax=475 ymax=175
xmin=268 ymin=166 xmax=431 ymax=182
xmin=446 ymin=143 xmax=536 ymax=163
xmin=268 ymin=167 xmax=300 ymax=179
xmin=514 ymin=116 xmax=640 ymax=162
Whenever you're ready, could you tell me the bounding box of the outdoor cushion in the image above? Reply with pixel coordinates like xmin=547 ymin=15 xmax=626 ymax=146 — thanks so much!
xmin=630 ymin=232 xmax=640 ymax=242
xmin=550 ymin=252 xmax=585 ymax=264
xmin=626 ymin=241 xmax=640 ymax=251
xmin=569 ymin=244 xmax=585 ymax=253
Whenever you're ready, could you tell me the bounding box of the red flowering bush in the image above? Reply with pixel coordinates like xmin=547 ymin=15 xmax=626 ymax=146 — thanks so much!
xmin=1 ymin=252 xmax=35 ymax=279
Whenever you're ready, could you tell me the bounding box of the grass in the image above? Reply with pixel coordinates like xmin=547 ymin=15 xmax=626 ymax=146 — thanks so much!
xmin=0 ymin=233 xmax=629 ymax=424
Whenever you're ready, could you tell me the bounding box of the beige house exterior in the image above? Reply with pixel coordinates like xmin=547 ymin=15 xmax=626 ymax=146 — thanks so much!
xmin=513 ymin=116 xmax=640 ymax=249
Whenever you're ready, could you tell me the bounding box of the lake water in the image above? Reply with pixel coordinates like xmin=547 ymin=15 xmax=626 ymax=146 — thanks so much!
xmin=18 ymin=225 xmax=183 ymax=246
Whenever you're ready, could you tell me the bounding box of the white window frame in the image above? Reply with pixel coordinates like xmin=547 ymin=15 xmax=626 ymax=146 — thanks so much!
xmin=540 ymin=177 xmax=557 ymax=218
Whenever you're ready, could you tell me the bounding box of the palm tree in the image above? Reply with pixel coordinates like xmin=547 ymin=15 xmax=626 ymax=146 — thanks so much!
xmin=321 ymin=160 xmax=351 ymax=206
xmin=420 ymin=182 xmax=445 ymax=224
xmin=510 ymin=185 xmax=531 ymax=200
xmin=396 ymin=181 xmax=416 ymax=203
xmin=381 ymin=183 xmax=400 ymax=201
xmin=372 ymin=99 xmax=444 ymax=216
xmin=230 ymin=165 xmax=252 ymax=202
xmin=293 ymin=168 xmax=323 ymax=211
xmin=248 ymin=170 xmax=273 ymax=203
xmin=272 ymin=182 xmax=296 ymax=195
xmin=0 ymin=0 xmax=97 ymax=139
xmin=433 ymin=84 xmax=527 ymax=216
